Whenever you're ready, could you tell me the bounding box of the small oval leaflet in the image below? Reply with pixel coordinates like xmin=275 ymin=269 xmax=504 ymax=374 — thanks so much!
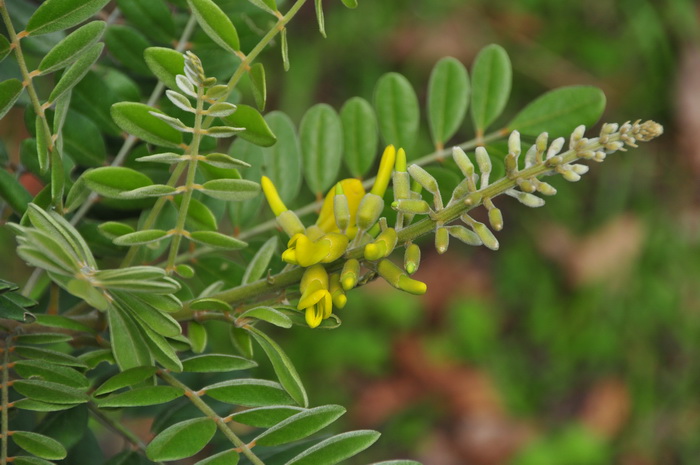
xmin=181 ymin=354 xmax=257 ymax=373
xmin=222 ymin=104 xmax=277 ymax=147
xmin=25 ymin=0 xmax=111 ymax=36
xmin=230 ymin=405 xmax=305 ymax=428
xmin=199 ymin=178 xmax=260 ymax=201
xmin=203 ymin=378 xmax=294 ymax=407
xmin=188 ymin=0 xmax=240 ymax=53
xmin=470 ymin=44 xmax=512 ymax=134
xmin=300 ymin=103 xmax=343 ymax=194
xmin=239 ymin=306 xmax=292 ymax=328
xmin=340 ymin=97 xmax=378 ymax=178
xmin=38 ymin=21 xmax=106 ymax=75
xmin=111 ymin=102 xmax=184 ymax=148
xmin=253 ymin=404 xmax=346 ymax=446
xmin=189 ymin=231 xmax=247 ymax=250
xmin=428 ymin=57 xmax=470 ymax=148
xmin=146 ymin=417 xmax=217 ymax=462
xmin=144 ymin=47 xmax=185 ymax=90
xmin=12 ymin=431 xmax=67 ymax=460
xmin=0 ymin=79 xmax=24 ymax=120
xmin=48 ymin=42 xmax=104 ymax=104
xmin=96 ymin=386 xmax=184 ymax=408
xmin=193 ymin=449 xmax=240 ymax=465
xmin=374 ymin=72 xmax=420 ymax=153
xmin=283 ymin=430 xmax=381 ymax=465
xmin=94 ymin=366 xmax=158 ymax=396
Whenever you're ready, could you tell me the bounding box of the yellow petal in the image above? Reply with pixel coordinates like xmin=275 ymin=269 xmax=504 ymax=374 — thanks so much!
xmin=320 ymin=233 xmax=349 ymax=263
xmin=370 ymin=145 xmax=396 ymax=197
xmin=317 ymin=178 xmax=365 ymax=233
xmin=261 ymin=176 xmax=287 ymax=216
xmin=305 ymin=305 xmax=323 ymax=328
xmin=295 ymin=235 xmax=331 ymax=267
xmin=300 ymin=264 xmax=329 ymax=292
xmin=297 ymin=287 xmax=327 ymax=310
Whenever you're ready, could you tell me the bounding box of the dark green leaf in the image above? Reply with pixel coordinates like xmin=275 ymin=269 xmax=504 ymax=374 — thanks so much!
xmin=262 ymin=111 xmax=302 ymax=203
xmin=14 ymin=333 xmax=73 ymax=345
xmin=113 ymin=292 xmax=181 ymax=337
xmin=0 ymin=294 xmax=34 ymax=322
xmin=0 ymin=169 xmax=31 ymax=215
xmin=111 ymin=102 xmax=183 ymax=148
xmin=230 ymin=326 xmax=253 ymax=358
xmin=35 ymin=116 xmax=49 ymax=173
xmin=0 ymin=79 xmax=24 ymax=120
xmin=78 ymin=348 xmax=114 ymax=368
xmin=48 ymin=42 xmax=104 ymax=103
xmin=144 ymin=47 xmax=185 ymax=90
xmin=242 ymin=236 xmax=277 ymax=284
xmin=374 ymin=73 xmax=419 ymax=153
xmin=63 ymin=109 xmax=107 ymax=167
xmin=222 ymin=104 xmax=276 ymax=147
xmin=96 ymin=386 xmax=183 ymax=407
xmin=14 ymin=346 xmax=87 ymax=368
xmin=203 ymin=378 xmax=294 ymax=406
xmin=13 ymin=360 xmax=89 ymax=389
xmin=108 ymin=304 xmax=152 ymax=370
xmin=199 ymin=178 xmax=260 ymax=201
xmin=119 ymin=184 xmax=177 ymax=199
xmin=506 ymin=86 xmax=606 ymax=137
xmin=34 ymin=314 xmax=94 ymax=333
xmin=139 ymin=322 xmax=183 ymax=373
xmin=12 ymin=431 xmax=67 ymax=460
xmin=470 ymin=44 xmax=511 ymax=134
xmin=94 ymin=366 xmax=158 ymax=396
xmin=146 ymin=417 xmax=216 ymax=461
xmin=284 ymin=430 xmax=381 ymax=465
xmin=38 ymin=21 xmax=106 ymax=74
xmin=230 ymin=406 xmax=304 ymax=428
xmin=428 ymin=57 xmax=469 ymax=148
xmin=340 ymin=97 xmax=378 ymax=177
xmin=116 ymin=0 xmax=176 ymax=43
xmin=104 ymin=25 xmax=151 ymax=75
xmin=112 ymin=229 xmax=169 ymax=246
xmin=26 ymin=0 xmax=111 ymax=36
xmin=190 ymin=298 xmax=230 ymax=312
xmin=83 ymin=166 xmax=153 ymax=198
xmin=0 ymin=34 xmax=10 ymax=62
xmin=255 ymin=405 xmax=346 ymax=446
xmin=249 ymin=63 xmax=266 ymax=110
xmin=181 ymin=354 xmax=257 ymax=372
xmin=64 ymin=174 xmax=90 ymax=214
xmin=247 ymin=327 xmax=307 ymax=407
xmin=12 ymin=457 xmax=54 ymax=465
xmin=187 ymin=0 xmax=240 ymax=53
xmin=12 ymin=379 xmax=88 ymax=404
xmin=300 ymin=103 xmax=343 ymax=194
xmin=188 ymin=321 xmax=207 ymax=353
xmin=13 ymin=399 xmax=77 ymax=412
xmin=240 ymin=306 xmax=292 ymax=328
xmin=194 ymin=449 xmax=239 ymax=465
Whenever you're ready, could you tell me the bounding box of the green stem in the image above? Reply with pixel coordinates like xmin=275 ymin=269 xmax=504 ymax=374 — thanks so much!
xmin=158 ymin=371 xmax=264 ymax=465
xmin=2 ymin=337 xmax=10 ymax=465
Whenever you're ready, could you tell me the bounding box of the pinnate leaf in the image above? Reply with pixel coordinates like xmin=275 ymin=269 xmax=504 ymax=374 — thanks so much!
xmin=38 ymin=21 xmax=106 ymax=74
xmin=11 ymin=431 xmax=67 ymax=460
xmin=374 ymin=73 xmax=419 ymax=153
xmin=284 ymin=430 xmax=381 ymax=465
xmin=26 ymin=0 xmax=111 ymax=36
xmin=428 ymin=57 xmax=469 ymax=148
xmin=254 ymin=405 xmax=346 ymax=446
xmin=146 ymin=417 xmax=217 ymax=461
xmin=187 ymin=0 xmax=240 ymax=53
xmin=300 ymin=104 xmax=343 ymax=194
xmin=470 ymin=44 xmax=511 ymax=133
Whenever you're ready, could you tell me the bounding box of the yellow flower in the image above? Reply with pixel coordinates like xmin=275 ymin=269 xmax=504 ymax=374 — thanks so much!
xmin=316 ymin=178 xmax=365 ymax=238
xmin=298 ymin=265 xmax=333 ymax=328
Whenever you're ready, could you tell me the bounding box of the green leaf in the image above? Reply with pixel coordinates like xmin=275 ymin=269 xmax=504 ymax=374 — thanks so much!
xmin=374 ymin=73 xmax=420 ymax=153
xmin=96 ymin=386 xmax=183 ymax=407
xmin=284 ymin=430 xmax=381 ymax=465
xmin=203 ymin=378 xmax=294 ymax=406
xmin=14 ymin=346 xmax=87 ymax=368
xmin=13 ymin=399 xmax=77 ymax=412
xmin=428 ymin=57 xmax=469 ymax=148
xmin=181 ymin=354 xmax=257 ymax=372
xmin=340 ymin=97 xmax=378 ymax=177
xmin=83 ymin=166 xmax=153 ymax=198
xmin=119 ymin=184 xmax=177 ymax=199
xmin=116 ymin=0 xmax=176 ymax=43
xmin=173 ymin=196 xmax=218 ymax=231
xmin=136 ymin=293 xmax=182 ymax=313
xmin=94 ymin=366 xmax=158 ymax=396
xmin=35 ymin=116 xmax=49 ymax=173
xmin=222 ymin=104 xmax=276 ymax=147
xmin=300 ymin=103 xmax=343 ymax=194
xmin=146 ymin=417 xmax=216 ymax=461
xmin=242 ymin=236 xmax=277 ymax=284
xmin=0 ymin=295 xmax=35 ymax=323
xmin=202 ymin=152 xmax=249 ymax=170
xmin=247 ymin=327 xmax=308 ymax=407
xmin=11 ymin=457 xmax=54 ymax=465
xmin=188 ymin=321 xmax=207 ymax=353
xmin=194 ymin=449 xmax=240 ymax=465
xmin=26 ymin=0 xmax=111 ymax=36
xmin=136 ymin=151 xmax=183 ymax=164
xmin=199 ymin=178 xmax=260 ymax=201
xmin=63 ymin=109 xmax=107 ymax=167
xmin=144 ymin=47 xmax=185 ymax=90
xmin=104 ymin=25 xmax=151 ymax=75
xmin=139 ymin=322 xmax=183 ymax=372
xmin=187 ymin=0 xmax=240 ymax=53
xmin=240 ymin=306 xmax=292 ymax=328
xmin=340 ymin=0 xmax=358 ymax=7
xmin=12 ymin=379 xmax=87 ymax=404
xmin=0 ymin=79 xmax=24 ymax=120
xmin=108 ymin=304 xmax=152 ymax=371
xmin=506 ymin=86 xmax=606 ymax=137
xmin=38 ymin=21 xmax=106 ymax=74
xmin=114 ymin=292 xmax=181 ymax=337
xmin=64 ymin=174 xmax=89 ymax=215
xmin=12 ymin=431 xmax=67 ymax=460
xmin=0 ymin=34 xmax=10 ymax=62
xmin=111 ymin=229 xmax=168 ymax=246
xmin=189 ymin=230 xmax=247 ymax=249
xmin=255 ymin=405 xmax=346 ymax=446
xmin=48 ymin=42 xmax=104 ymax=103
xmin=190 ymin=298 xmax=230 ymax=312
xmin=14 ymin=333 xmax=73 ymax=345
xmin=111 ymin=102 xmax=184 ymax=148
xmin=262 ymin=111 xmax=302 ymax=203
xmin=78 ymin=348 xmax=114 ymax=368
xmin=470 ymin=44 xmax=511 ymax=134
xmin=34 ymin=314 xmax=94 ymax=333
xmin=230 ymin=406 xmax=304 ymax=428
xmin=13 ymin=360 xmax=89 ymax=389
xmin=25 ymin=204 xmax=95 ymax=267
xmin=230 ymin=326 xmax=253 ymax=358
xmin=249 ymin=63 xmax=267 ymax=110
xmin=0 ymin=169 xmax=32 ymax=215
xmin=315 ymin=0 xmax=326 ymax=38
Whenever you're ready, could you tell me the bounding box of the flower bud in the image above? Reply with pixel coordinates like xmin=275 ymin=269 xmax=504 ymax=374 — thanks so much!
xmin=452 ymin=146 xmax=475 ymax=177
xmin=536 ymin=132 xmax=549 ymax=155
xmin=371 ymin=145 xmax=396 ymax=197
xmin=475 ymin=146 xmax=492 ymax=188
xmin=316 ymin=178 xmax=365 ymax=235
xmin=364 ymin=227 xmax=397 ymax=261
xmin=506 ymin=189 xmax=545 ymax=208
xmin=463 ymin=215 xmax=499 ymax=251
xmin=505 ymin=153 xmax=517 ymax=176
xmin=261 ymin=176 xmax=287 ymax=216
xmin=377 ymin=259 xmax=427 ymax=295
xmin=516 ymin=178 xmax=536 ymax=193
xmin=356 ymin=193 xmax=384 ymax=231
xmin=524 ymin=144 xmax=538 ymax=168
xmin=329 ymin=273 xmax=347 ymax=309
xmin=508 ymin=130 xmax=521 ymax=158
xmin=435 ymin=226 xmax=449 ymax=254
xmin=534 ymin=180 xmax=557 ymax=196
xmin=391 ymin=199 xmax=431 ymax=215
xmin=333 ymin=183 xmax=350 ymax=232
xmin=341 ymin=259 xmax=360 ymax=290
xmin=407 ymin=164 xmax=440 ymax=196
xmin=558 ymin=166 xmax=581 ymax=182
xmin=393 ymin=171 xmax=411 ymax=201
xmin=569 ymin=125 xmax=586 ymax=149
xmin=546 ymin=137 xmax=565 ymax=159
xmin=488 ymin=208 xmax=503 ymax=231
xmin=277 ymin=210 xmax=305 ymax=238
xmin=446 ymin=225 xmax=482 ymax=246
xmin=570 ymin=164 xmax=589 ymax=175
xmin=404 ymin=243 xmax=421 ymax=274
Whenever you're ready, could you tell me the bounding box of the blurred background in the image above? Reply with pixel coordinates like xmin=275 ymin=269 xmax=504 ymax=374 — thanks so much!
xmin=1 ymin=0 xmax=697 ymax=464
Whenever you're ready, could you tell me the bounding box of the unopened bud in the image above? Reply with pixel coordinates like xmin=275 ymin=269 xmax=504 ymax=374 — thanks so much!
xmin=524 ymin=144 xmax=538 ymax=168
xmin=517 ymin=178 xmax=536 ymax=193
xmin=464 ymin=217 xmax=499 ymax=251
xmin=277 ymin=210 xmax=305 ymax=238
xmin=391 ymin=199 xmax=431 ymax=215
xmin=475 ymin=146 xmax=491 ymax=187
xmin=535 ymin=181 xmax=557 ymax=196
xmin=371 ymin=145 xmax=396 ymax=197
xmin=508 ymin=130 xmax=521 ymax=158
xmin=377 ymin=259 xmax=427 ymax=295
xmin=594 ymin=151 xmax=606 ymax=162
xmin=506 ymin=189 xmax=545 ymax=208
xmin=451 ymin=178 xmax=473 ymax=200
xmin=446 ymin=225 xmax=482 ymax=246
xmin=570 ymin=164 xmax=589 ymax=175
xmin=333 ymin=183 xmax=350 ymax=232
xmin=329 ymin=273 xmax=347 ymax=309
xmin=404 ymin=243 xmax=421 ymax=274
xmin=364 ymin=228 xmax=397 ymax=261
xmin=570 ymin=125 xmax=586 ymax=149
xmin=546 ymin=137 xmax=565 ymax=159
xmin=393 ymin=171 xmax=411 ymax=201
xmin=452 ymin=146 xmax=475 ymax=177
xmin=559 ymin=166 xmax=581 ymax=182
xmin=407 ymin=164 xmax=440 ymax=196
xmin=341 ymin=259 xmax=360 ymax=291
xmin=356 ymin=193 xmax=384 ymax=231
xmin=488 ymin=208 xmax=503 ymax=231
xmin=435 ymin=226 xmax=449 ymax=254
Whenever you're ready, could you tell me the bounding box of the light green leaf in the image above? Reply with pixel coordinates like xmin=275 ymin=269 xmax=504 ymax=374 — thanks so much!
xmin=188 ymin=321 xmax=207 ymax=353
xmin=340 ymin=0 xmax=358 ymax=7
xmin=111 ymin=102 xmax=183 ymax=148
xmin=173 ymin=196 xmax=218 ymax=231
xmin=230 ymin=406 xmax=304 ymax=428
xmin=199 ymin=178 xmax=260 ymax=201
xmin=249 ymin=63 xmax=267 ymax=110
xmin=247 ymin=327 xmax=308 ymax=407
xmin=187 ymin=0 xmax=240 ymax=53
xmin=203 ymin=378 xmax=294 ymax=406
xmin=108 ymin=304 xmax=152 ymax=371
xmin=14 ymin=333 xmax=73 ymax=345
xmin=0 ymin=79 xmax=24 ymax=120
xmin=48 ymin=42 xmax=104 ymax=104
xmin=119 ymin=184 xmax=177 ymax=199
xmin=35 ymin=116 xmax=49 ymax=173
xmin=240 ymin=306 xmax=292 ymax=328
xmin=38 ymin=21 xmax=106 ymax=74
xmin=26 ymin=0 xmax=111 ymax=36
xmin=63 ymin=109 xmax=106 ymax=167
xmin=97 ymin=221 xmax=135 ymax=240
xmin=181 ymin=354 xmax=257 ymax=372
xmin=0 ymin=34 xmax=10 ymax=62
xmin=34 ymin=314 xmax=94 ymax=333
xmin=470 ymin=44 xmax=511 ymax=134
xmin=428 ymin=57 xmax=469 ymax=148
xmin=255 ymin=405 xmax=346 ymax=446
xmin=24 ymin=204 xmax=94 ymax=267
xmin=242 ymin=236 xmax=277 ymax=284
xmin=300 ymin=103 xmax=343 ymax=194
xmin=147 ymin=418 xmax=216 ymax=461
xmin=144 ymin=47 xmax=185 ymax=90
xmin=374 ymin=73 xmax=419 ymax=153
xmin=12 ymin=431 xmax=67 ymax=460
xmin=284 ymin=430 xmax=381 ymax=465
xmin=96 ymin=386 xmax=183 ymax=407
xmin=136 ymin=151 xmax=183 ymax=164
xmin=262 ymin=111 xmax=302 ymax=203
xmin=190 ymin=298 xmax=230 ymax=312
xmin=248 ymin=0 xmax=278 ymax=15
xmin=194 ymin=449 xmax=239 ymax=465
xmin=94 ymin=366 xmax=158 ymax=396
xmin=506 ymin=86 xmax=606 ymax=137
xmin=314 ymin=0 xmax=326 ymax=38
xmin=116 ymin=0 xmax=176 ymax=43
xmin=222 ymin=104 xmax=277 ymax=147
xmin=0 ymin=169 xmax=32 ymax=215
xmin=340 ymin=97 xmax=378 ymax=177
xmin=104 ymin=25 xmax=151 ymax=75
xmin=202 ymin=152 xmax=250 ymax=170
xmin=14 ymin=346 xmax=87 ymax=368
xmin=13 ymin=359 xmax=89 ymax=388
xmin=230 ymin=326 xmax=253 ymax=358
xmin=12 ymin=457 xmax=55 ymax=465
xmin=113 ymin=291 xmax=182 ymax=337
xmin=12 ymin=379 xmax=88 ymax=404
xmin=83 ymin=166 xmax=153 ymax=198
xmin=189 ymin=231 xmax=247 ymax=249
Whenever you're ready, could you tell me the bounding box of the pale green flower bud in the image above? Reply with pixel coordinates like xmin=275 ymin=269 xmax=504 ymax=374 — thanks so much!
xmin=488 ymin=208 xmax=503 ymax=231
xmin=475 ymin=146 xmax=491 ymax=188
xmin=341 ymin=259 xmax=360 ymax=291
xmin=506 ymin=189 xmax=545 ymax=208
xmin=546 ymin=137 xmax=565 ymax=160
xmin=333 ymin=183 xmax=350 ymax=232
xmin=356 ymin=193 xmax=384 ymax=231
xmin=452 ymin=146 xmax=475 ymax=177
xmin=377 ymin=259 xmax=427 ymax=295
xmin=404 ymin=243 xmax=421 ymax=274
xmin=435 ymin=226 xmax=449 ymax=254
xmin=391 ymin=199 xmax=431 ymax=215
xmin=446 ymin=225 xmax=482 ymax=246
